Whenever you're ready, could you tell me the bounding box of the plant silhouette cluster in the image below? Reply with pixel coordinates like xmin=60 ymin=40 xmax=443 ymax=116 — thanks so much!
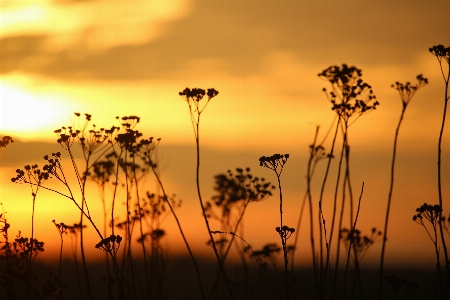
xmin=0 ymin=44 xmax=449 ymax=300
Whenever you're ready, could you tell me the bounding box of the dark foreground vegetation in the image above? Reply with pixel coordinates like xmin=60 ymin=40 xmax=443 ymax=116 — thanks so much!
xmin=0 ymin=45 xmax=449 ymax=299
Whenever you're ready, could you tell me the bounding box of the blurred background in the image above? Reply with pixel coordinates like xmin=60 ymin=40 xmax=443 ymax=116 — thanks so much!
xmin=0 ymin=0 xmax=449 ymax=274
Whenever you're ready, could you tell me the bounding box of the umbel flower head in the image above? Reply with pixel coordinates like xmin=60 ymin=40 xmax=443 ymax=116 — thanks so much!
xmin=179 ymin=88 xmax=219 ymax=102
xmin=319 ymin=64 xmax=379 ymax=122
xmin=179 ymin=87 xmax=219 ymax=117
xmin=391 ymin=74 xmax=428 ymax=108
xmin=0 ymin=136 xmax=14 ymax=156
xmin=412 ymin=203 xmax=442 ymax=225
xmin=95 ymin=234 xmax=122 ymax=252
xmin=429 ymin=44 xmax=450 ymax=63
xmin=259 ymin=154 xmax=289 ymax=176
xmin=259 ymin=154 xmax=289 ymax=169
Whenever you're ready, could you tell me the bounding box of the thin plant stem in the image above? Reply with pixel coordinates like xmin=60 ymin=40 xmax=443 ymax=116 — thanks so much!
xmin=195 ymin=121 xmax=234 ymax=300
xmin=318 ymin=118 xmax=341 ymax=299
xmin=150 ymin=160 xmax=206 ymax=300
xmin=436 ymin=58 xmax=450 ymax=287
xmin=343 ymin=182 xmax=364 ymax=299
xmin=330 ymin=137 xmax=345 ymax=300
xmin=378 ymin=74 xmax=429 ymax=298
xmin=378 ymin=106 xmax=405 ymax=298
xmin=132 ymin=156 xmax=149 ymax=298
xmin=291 ymin=126 xmax=319 ymax=284
xmin=276 ymin=174 xmax=290 ymax=300
xmin=429 ymin=45 xmax=450 ymax=289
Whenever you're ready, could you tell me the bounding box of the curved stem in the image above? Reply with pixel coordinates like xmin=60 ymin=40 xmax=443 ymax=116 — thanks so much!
xmin=318 ymin=118 xmax=341 ymax=299
xmin=133 ymin=156 xmax=149 ymax=298
xmin=378 ymin=107 xmax=406 ymax=299
xmin=276 ymin=173 xmax=289 ymax=300
xmin=194 ymin=120 xmax=234 ymax=300
xmin=151 ymin=156 xmax=206 ymax=300
xmin=437 ymin=65 xmax=450 ymax=287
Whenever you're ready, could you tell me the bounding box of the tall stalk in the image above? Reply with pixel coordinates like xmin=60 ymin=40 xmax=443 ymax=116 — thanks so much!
xmin=378 ymin=74 xmax=428 ymax=299
xmin=179 ymin=87 xmax=234 ymax=299
xmin=132 ymin=155 xmax=149 ymax=298
xmin=429 ymin=44 xmax=450 ymax=288
xmin=139 ymin=137 xmax=207 ymax=300
xmin=291 ymin=126 xmax=328 ymax=291
xmin=318 ymin=64 xmax=379 ymax=299
xmin=259 ymin=153 xmax=292 ymax=300
xmin=343 ymin=183 xmax=364 ymax=299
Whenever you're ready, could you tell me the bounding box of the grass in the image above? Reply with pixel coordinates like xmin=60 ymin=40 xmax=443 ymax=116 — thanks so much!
xmin=0 ymin=44 xmax=449 ymax=299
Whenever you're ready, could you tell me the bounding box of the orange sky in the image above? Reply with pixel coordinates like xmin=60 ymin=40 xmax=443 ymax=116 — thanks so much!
xmin=1 ymin=0 xmax=450 ymax=270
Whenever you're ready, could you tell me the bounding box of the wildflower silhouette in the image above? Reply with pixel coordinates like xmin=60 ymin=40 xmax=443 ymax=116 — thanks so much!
xmin=206 ymin=167 xmax=274 ymax=260
xmin=341 ymin=227 xmax=381 ymax=260
xmin=54 ymin=113 xmax=119 ymax=300
xmin=136 ymin=135 xmax=204 ymax=299
xmin=378 ymin=74 xmax=428 ymax=299
xmin=211 ymin=230 xmax=268 ymax=288
xmin=319 ymin=64 xmax=379 ymax=126
xmin=251 ymin=243 xmax=281 ymax=271
xmin=52 ymin=220 xmax=68 ymax=300
xmin=63 ymin=222 xmax=86 ymax=299
xmin=206 ymin=168 xmax=274 ymax=297
xmin=413 ymin=203 xmax=444 ymax=298
xmin=318 ymin=64 xmax=379 ymax=299
xmin=290 ymin=127 xmax=330 ymax=290
xmin=384 ymin=275 xmax=417 ymax=299
xmin=13 ymin=113 xmax=141 ymax=300
xmin=0 ymin=136 xmax=13 ymax=156
xmin=429 ymin=44 xmax=450 ymax=287
xmin=259 ymin=153 xmax=291 ymax=300
xmin=180 ymin=87 xmax=228 ymax=300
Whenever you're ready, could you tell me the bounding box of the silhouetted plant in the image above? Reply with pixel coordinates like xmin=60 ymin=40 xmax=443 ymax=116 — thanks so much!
xmin=290 ymin=126 xmax=330 ymax=291
xmin=259 ymin=153 xmax=291 ymax=300
xmin=429 ymin=44 xmax=450 ymax=287
xmin=87 ymin=157 xmax=115 ymax=289
xmin=136 ymin=134 xmax=205 ymax=299
xmin=180 ymin=87 xmax=230 ymax=300
xmin=413 ymin=203 xmax=444 ymax=298
xmin=135 ymin=192 xmax=175 ymax=298
xmin=250 ymin=243 xmax=281 ymax=272
xmin=52 ymin=220 xmax=68 ymax=300
xmin=0 ymin=214 xmax=60 ymax=300
xmin=206 ymin=168 xmax=274 ymax=261
xmin=53 ymin=113 xmax=118 ymax=300
xmin=340 ymin=227 xmax=381 ymax=262
xmin=378 ymin=74 xmax=428 ymax=298
xmin=0 ymin=136 xmax=14 ymax=157
xmin=63 ymin=222 xmax=86 ymax=299
xmin=206 ymin=168 xmax=274 ymax=297
xmin=384 ymin=275 xmax=417 ymax=300
xmin=318 ymin=64 xmax=379 ymax=299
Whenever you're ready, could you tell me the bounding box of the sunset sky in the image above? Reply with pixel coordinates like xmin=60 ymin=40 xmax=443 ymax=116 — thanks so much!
xmin=1 ymin=0 xmax=450 ymax=270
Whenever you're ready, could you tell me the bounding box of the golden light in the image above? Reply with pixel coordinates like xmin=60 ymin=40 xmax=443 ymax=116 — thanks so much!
xmin=0 ymin=0 xmax=190 ymax=52
xmin=0 ymin=80 xmax=75 ymax=140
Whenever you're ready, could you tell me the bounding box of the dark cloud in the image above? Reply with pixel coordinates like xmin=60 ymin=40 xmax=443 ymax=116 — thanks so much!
xmin=0 ymin=1 xmax=448 ymax=80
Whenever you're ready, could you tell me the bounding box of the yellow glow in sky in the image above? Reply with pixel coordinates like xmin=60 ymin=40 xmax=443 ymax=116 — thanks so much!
xmin=0 ymin=0 xmax=189 ymax=51
xmin=0 ymin=0 xmax=449 ymax=282
xmin=0 ymin=80 xmax=75 ymax=138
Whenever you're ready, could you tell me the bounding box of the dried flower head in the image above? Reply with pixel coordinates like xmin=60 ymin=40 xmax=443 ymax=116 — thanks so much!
xmin=95 ymin=234 xmax=122 ymax=253
xmin=391 ymin=74 xmax=428 ymax=108
xmin=319 ymin=64 xmax=379 ymax=123
xmin=259 ymin=154 xmax=289 ymax=177
xmin=179 ymin=87 xmax=219 ymax=115
xmin=429 ymin=44 xmax=450 ymax=63
xmin=0 ymin=136 xmax=14 ymax=156
xmin=412 ymin=203 xmax=442 ymax=225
